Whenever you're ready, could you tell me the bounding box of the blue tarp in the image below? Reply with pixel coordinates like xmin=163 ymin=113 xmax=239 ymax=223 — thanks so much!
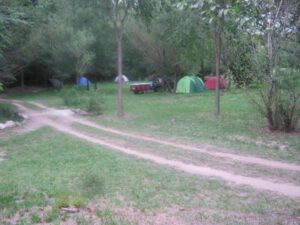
xmin=77 ymin=76 xmax=92 ymax=86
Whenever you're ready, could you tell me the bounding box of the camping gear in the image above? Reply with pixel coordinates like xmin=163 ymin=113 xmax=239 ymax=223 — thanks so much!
xmin=114 ymin=75 xmax=129 ymax=83
xmin=130 ymin=78 xmax=162 ymax=94
xmin=130 ymin=82 xmax=152 ymax=94
xmin=205 ymin=76 xmax=225 ymax=90
xmin=176 ymin=76 xmax=205 ymax=93
xmin=77 ymin=76 xmax=92 ymax=87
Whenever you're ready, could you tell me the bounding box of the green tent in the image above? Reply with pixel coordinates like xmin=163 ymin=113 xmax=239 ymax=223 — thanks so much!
xmin=176 ymin=76 xmax=205 ymax=93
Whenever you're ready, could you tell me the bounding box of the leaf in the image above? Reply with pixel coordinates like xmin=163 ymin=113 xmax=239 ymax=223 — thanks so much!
xmin=218 ymin=9 xmax=223 ymax=18
xmin=210 ymin=6 xmax=216 ymax=11
xmin=223 ymin=9 xmax=229 ymax=16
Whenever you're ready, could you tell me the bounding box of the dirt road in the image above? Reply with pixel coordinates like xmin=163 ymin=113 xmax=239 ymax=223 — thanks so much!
xmin=6 ymin=100 xmax=300 ymax=198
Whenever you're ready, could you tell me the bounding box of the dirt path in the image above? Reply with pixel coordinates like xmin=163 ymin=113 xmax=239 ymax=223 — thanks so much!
xmin=26 ymin=100 xmax=300 ymax=172
xmin=5 ymin=100 xmax=300 ymax=198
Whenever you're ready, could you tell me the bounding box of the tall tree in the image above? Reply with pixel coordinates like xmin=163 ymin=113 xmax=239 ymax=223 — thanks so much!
xmin=106 ymin=0 xmax=157 ymax=118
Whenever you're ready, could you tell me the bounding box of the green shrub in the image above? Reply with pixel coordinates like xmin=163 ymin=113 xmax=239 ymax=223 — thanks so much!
xmin=60 ymin=87 xmax=103 ymax=114
xmin=0 ymin=103 xmax=22 ymax=123
xmin=87 ymin=96 xmax=103 ymax=115
xmin=61 ymin=87 xmax=83 ymax=107
xmin=258 ymin=70 xmax=300 ymax=132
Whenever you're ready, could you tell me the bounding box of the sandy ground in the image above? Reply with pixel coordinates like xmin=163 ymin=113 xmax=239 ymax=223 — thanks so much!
xmin=2 ymin=100 xmax=300 ymax=198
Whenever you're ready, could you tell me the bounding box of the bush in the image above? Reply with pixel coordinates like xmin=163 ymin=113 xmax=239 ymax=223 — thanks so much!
xmin=87 ymin=92 xmax=103 ymax=115
xmin=257 ymin=70 xmax=300 ymax=132
xmin=61 ymin=87 xmax=103 ymax=114
xmin=0 ymin=103 xmax=22 ymax=123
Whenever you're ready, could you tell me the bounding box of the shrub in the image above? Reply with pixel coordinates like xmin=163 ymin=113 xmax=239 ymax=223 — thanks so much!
xmin=87 ymin=95 xmax=103 ymax=115
xmin=0 ymin=103 xmax=22 ymax=123
xmin=61 ymin=87 xmax=103 ymax=114
xmin=257 ymin=70 xmax=300 ymax=132
xmin=61 ymin=87 xmax=82 ymax=107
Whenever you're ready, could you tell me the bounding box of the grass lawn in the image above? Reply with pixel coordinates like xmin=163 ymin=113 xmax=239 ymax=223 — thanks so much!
xmin=8 ymin=83 xmax=300 ymax=163
xmin=0 ymin=128 xmax=299 ymax=224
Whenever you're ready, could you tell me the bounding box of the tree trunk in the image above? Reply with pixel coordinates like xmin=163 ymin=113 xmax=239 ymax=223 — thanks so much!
xmin=117 ymin=30 xmax=124 ymax=118
xmin=267 ymin=19 xmax=276 ymax=129
xmin=201 ymin=59 xmax=204 ymax=75
xmin=214 ymin=26 xmax=221 ymax=117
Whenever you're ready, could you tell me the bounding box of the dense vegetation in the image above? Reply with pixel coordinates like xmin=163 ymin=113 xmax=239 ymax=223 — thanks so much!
xmin=0 ymin=0 xmax=299 ymax=131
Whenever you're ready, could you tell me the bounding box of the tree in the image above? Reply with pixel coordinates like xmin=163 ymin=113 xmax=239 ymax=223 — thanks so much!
xmin=183 ymin=0 xmax=229 ymax=116
xmin=0 ymin=0 xmax=32 ymax=88
xmin=244 ymin=0 xmax=300 ymax=131
xmin=105 ymin=0 xmax=157 ymax=118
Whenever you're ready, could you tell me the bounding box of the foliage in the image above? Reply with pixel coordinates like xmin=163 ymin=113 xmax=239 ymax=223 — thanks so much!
xmin=245 ymin=0 xmax=300 ymax=132
xmin=0 ymin=103 xmax=22 ymax=123
xmin=61 ymin=87 xmax=103 ymax=114
xmin=256 ymin=70 xmax=300 ymax=132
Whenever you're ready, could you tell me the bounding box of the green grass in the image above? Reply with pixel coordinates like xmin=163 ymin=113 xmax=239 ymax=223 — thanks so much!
xmin=73 ymin=123 xmax=300 ymax=186
xmin=0 ymin=128 xmax=299 ymax=224
xmin=8 ymin=89 xmax=65 ymax=108
xmin=8 ymin=83 xmax=300 ymax=162
xmin=94 ymin=83 xmax=300 ymax=162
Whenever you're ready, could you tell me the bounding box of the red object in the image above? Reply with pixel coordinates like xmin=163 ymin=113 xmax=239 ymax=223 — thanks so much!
xmin=130 ymin=83 xmax=152 ymax=94
xmin=205 ymin=76 xmax=225 ymax=90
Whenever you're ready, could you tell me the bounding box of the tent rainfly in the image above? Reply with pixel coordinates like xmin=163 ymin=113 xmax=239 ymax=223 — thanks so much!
xmin=205 ymin=76 xmax=225 ymax=90
xmin=77 ymin=76 xmax=92 ymax=87
xmin=114 ymin=74 xmax=129 ymax=83
xmin=176 ymin=76 xmax=205 ymax=93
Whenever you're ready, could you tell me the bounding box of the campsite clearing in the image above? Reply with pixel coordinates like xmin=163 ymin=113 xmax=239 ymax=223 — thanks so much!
xmin=1 ymin=84 xmax=299 ymax=224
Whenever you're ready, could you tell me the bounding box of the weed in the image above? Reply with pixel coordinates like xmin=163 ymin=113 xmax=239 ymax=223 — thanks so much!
xmin=30 ymin=213 xmax=41 ymax=224
xmin=55 ymin=194 xmax=70 ymax=208
xmin=96 ymin=209 xmax=119 ymax=225
xmin=45 ymin=209 xmax=59 ymax=223
xmin=76 ymin=215 xmax=90 ymax=225
xmin=72 ymin=196 xmax=86 ymax=209
xmin=15 ymin=219 xmax=31 ymax=225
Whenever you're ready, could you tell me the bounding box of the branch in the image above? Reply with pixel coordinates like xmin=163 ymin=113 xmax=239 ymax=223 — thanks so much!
xmin=272 ymin=0 xmax=283 ymax=29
